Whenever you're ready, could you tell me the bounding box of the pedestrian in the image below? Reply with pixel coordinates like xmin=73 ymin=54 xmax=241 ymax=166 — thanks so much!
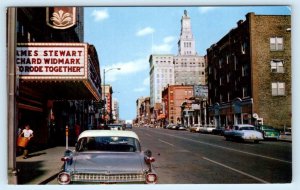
xmin=18 ymin=124 xmax=34 ymax=159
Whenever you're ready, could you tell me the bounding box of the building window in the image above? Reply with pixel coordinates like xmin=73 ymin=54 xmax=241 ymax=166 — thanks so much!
xmin=219 ymin=59 xmax=223 ymax=68
xmin=227 ymin=92 xmax=231 ymax=102
xmin=242 ymin=64 xmax=249 ymax=76
xmin=241 ymin=41 xmax=247 ymax=54
xmin=270 ymin=37 xmax=283 ymax=51
xmin=272 ymin=82 xmax=285 ymax=96
xmin=227 ymin=73 xmax=230 ymax=83
xmin=226 ymin=54 xmax=230 ymax=64
xmin=271 ymin=60 xmax=284 ymax=73
xmin=242 ymin=87 xmax=249 ymax=98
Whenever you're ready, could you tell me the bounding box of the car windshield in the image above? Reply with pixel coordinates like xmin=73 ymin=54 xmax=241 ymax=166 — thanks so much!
xmin=76 ymin=136 xmax=141 ymax=152
xmin=239 ymin=126 xmax=255 ymax=130
xmin=262 ymin=125 xmax=274 ymax=130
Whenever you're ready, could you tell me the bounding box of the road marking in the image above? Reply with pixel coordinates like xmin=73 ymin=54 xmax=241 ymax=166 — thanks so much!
xmin=159 ymin=139 xmax=175 ymax=147
xmin=203 ymin=157 xmax=270 ymax=184
xmin=147 ymin=130 xmax=291 ymax=164
xmin=145 ymin=133 xmax=152 ymax=137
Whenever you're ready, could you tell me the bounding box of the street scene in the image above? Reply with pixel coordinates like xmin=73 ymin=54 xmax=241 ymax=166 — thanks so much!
xmin=16 ymin=127 xmax=291 ymax=184
xmin=6 ymin=5 xmax=292 ymax=186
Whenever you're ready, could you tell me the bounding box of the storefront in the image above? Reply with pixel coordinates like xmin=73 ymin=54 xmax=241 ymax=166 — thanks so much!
xmin=208 ymin=97 xmax=253 ymax=128
xmin=16 ymin=43 xmax=101 ymax=146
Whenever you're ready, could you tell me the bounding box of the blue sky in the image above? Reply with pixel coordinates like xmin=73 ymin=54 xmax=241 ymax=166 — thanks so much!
xmin=84 ymin=6 xmax=291 ymax=121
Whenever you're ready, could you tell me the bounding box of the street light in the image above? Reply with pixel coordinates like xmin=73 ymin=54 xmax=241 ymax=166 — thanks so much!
xmin=103 ymin=67 xmax=121 ymax=124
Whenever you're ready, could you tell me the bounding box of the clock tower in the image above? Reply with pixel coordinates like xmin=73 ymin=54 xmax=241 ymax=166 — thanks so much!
xmin=178 ymin=10 xmax=197 ymax=56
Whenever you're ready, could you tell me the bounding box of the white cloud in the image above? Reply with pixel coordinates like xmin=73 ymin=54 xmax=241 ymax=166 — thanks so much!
xmin=133 ymin=87 xmax=147 ymax=92
xmin=104 ymin=58 xmax=148 ymax=82
xmin=153 ymin=44 xmax=173 ymax=53
xmin=91 ymin=9 xmax=109 ymax=21
xmin=198 ymin=7 xmax=217 ymax=14
xmin=143 ymin=77 xmax=150 ymax=86
xmin=136 ymin=27 xmax=155 ymax=36
xmin=163 ymin=36 xmax=175 ymax=43
xmin=152 ymin=35 xmax=176 ymax=53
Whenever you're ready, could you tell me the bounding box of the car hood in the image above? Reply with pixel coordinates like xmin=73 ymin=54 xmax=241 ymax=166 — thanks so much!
xmin=71 ymin=152 xmax=147 ymax=173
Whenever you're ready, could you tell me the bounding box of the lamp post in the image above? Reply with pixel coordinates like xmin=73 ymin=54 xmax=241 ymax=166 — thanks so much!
xmin=103 ymin=68 xmax=121 ymax=125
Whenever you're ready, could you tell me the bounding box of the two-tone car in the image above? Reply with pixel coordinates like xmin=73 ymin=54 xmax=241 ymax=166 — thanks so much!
xmin=57 ymin=130 xmax=157 ymax=184
xmin=256 ymin=125 xmax=280 ymax=140
xmin=223 ymin=124 xmax=264 ymax=143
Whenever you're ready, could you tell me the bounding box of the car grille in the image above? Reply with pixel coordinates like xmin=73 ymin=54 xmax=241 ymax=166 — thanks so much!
xmin=72 ymin=173 xmax=145 ymax=183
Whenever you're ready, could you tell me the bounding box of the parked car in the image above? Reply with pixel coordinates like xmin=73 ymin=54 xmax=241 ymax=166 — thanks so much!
xmin=189 ymin=124 xmax=202 ymax=133
xmin=126 ymin=123 xmax=133 ymax=130
xmin=200 ymin=125 xmax=216 ymax=133
xmin=212 ymin=127 xmax=225 ymax=135
xmin=175 ymin=124 xmax=186 ymax=130
xmin=57 ymin=130 xmax=157 ymax=184
xmin=106 ymin=124 xmax=123 ymax=130
xmin=223 ymin=124 xmax=263 ymax=143
xmin=256 ymin=125 xmax=280 ymax=140
xmin=166 ymin=124 xmax=176 ymax=129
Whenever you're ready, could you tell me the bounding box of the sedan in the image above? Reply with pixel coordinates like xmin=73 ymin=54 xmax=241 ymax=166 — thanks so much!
xmin=189 ymin=124 xmax=202 ymax=133
xmin=256 ymin=125 xmax=280 ymax=140
xmin=57 ymin=130 xmax=157 ymax=184
xmin=223 ymin=124 xmax=264 ymax=143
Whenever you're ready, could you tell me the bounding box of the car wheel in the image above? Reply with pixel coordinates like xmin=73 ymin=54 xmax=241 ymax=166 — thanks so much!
xmin=254 ymin=140 xmax=259 ymax=144
xmin=225 ymin=136 xmax=230 ymax=141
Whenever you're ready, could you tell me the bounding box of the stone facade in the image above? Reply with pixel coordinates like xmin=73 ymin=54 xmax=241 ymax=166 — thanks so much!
xmin=207 ymin=12 xmax=291 ymax=129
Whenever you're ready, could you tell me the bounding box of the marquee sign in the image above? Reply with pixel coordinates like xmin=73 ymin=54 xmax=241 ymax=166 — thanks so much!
xmin=16 ymin=43 xmax=88 ymax=80
xmin=46 ymin=7 xmax=76 ymax=29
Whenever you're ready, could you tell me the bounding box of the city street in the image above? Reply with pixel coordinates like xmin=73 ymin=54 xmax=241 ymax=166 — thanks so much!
xmin=134 ymin=127 xmax=292 ymax=184
xmin=18 ymin=127 xmax=292 ymax=185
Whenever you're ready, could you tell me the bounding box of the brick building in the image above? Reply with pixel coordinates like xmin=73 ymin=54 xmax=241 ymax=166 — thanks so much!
xmin=162 ymin=85 xmax=194 ymax=125
xmin=206 ymin=13 xmax=291 ymax=129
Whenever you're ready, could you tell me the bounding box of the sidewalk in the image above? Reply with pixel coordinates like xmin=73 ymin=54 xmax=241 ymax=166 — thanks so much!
xmin=16 ymin=146 xmax=72 ymax=184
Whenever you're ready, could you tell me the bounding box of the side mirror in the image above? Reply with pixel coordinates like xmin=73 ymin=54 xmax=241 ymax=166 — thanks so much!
xmin=144 ymin=149 xmax=152 ymax=157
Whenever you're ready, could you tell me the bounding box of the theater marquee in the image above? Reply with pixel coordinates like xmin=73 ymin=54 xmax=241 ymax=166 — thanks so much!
xmin=16 ymin=43 xmax=88 ymax=80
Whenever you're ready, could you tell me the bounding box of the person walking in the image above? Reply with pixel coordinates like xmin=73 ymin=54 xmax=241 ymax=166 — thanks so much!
xmin=18 ymin=124 xmax=34 ymax=159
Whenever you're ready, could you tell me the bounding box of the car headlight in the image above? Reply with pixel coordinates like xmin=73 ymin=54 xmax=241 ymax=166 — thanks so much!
xmin=146 ymin=173 xmax=158 ymax=184
xmin=57 ymin=172 xmax=71 ymax=185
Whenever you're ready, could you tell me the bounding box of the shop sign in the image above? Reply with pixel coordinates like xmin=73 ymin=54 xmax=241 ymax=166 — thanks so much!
xmin=46 ymin=7 xmax=76 ymax=29
xmin=16 ymin=43 xmax=87 ymax=79
xmin=192 ymin=104 xmax=200 ymax=110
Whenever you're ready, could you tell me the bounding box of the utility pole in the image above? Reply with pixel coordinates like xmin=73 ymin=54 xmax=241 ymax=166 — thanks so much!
xmin=7 ymin=7 xmax=18 ymax=184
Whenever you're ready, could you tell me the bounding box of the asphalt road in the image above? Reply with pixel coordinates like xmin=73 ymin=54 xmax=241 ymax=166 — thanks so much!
xmin=46 ymin=127 xmax=291 ymax=184
xmin=133 ymin=127 xmax=292 ymax=184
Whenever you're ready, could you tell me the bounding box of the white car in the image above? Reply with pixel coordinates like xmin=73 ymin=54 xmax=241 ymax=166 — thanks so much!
xmin=200 ymin=125 xmax=216 ymax=133
xmin=189 ymin=124 xmax=203 ymax=133
xmin=57 ymin=130 xmax=157 ymax=184
xmin=223 ymin=124 xmax=263 ymax=143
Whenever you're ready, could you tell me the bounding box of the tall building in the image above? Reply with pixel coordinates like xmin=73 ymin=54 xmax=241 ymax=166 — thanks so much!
xmin=149 ymin=54 xmax=174 ymax=106
xmin=207 ymin=13 xmax=291 ymax=129
xmin=149 ymin=10 xmax=206 ymax=108
xmin=174 ymin=10 xmax=206 ymax=86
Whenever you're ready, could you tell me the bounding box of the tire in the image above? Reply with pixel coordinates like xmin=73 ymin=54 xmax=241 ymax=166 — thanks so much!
xmin=254 ymin=140 xmax=259 ymax=144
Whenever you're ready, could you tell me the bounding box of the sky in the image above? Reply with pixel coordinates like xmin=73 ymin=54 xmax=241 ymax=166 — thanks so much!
xmin=84 ymin=6 xmax=291 ymax=121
